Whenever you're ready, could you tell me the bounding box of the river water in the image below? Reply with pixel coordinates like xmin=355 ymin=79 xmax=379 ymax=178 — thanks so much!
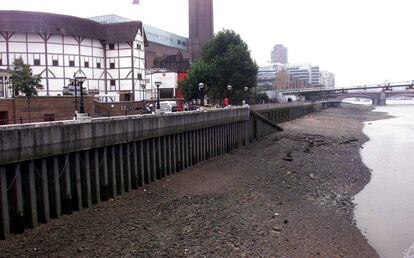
xmin=353 ymin=100 xmax=414 ymax=258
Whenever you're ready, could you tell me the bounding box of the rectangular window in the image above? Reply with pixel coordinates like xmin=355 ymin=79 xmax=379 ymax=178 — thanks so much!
xmin=52 ymin=60 xmax=58 ymax=66
xmin=34 ymin=59 xmax=41 ymax=66
xmin=110 ymin=80 xmax=116 ymax=91
xmin=69 ymin=60 xmax=75 ymax=67
xmin=136 ymin=44 xmax=141 ymax=50
xmin=84 ymin=61 xmax=89 ymax=68
xmin=109 ymin=43 xmax=115 ymax=50
xmin=96 ymin=62 xmax=101 ymax=69
xmin=137 ymin=73 xmax=142 ymax=80
xmin=110 ymin=62 xmax=115 ymax=69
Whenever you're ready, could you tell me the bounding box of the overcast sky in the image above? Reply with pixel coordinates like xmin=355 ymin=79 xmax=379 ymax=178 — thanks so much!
xmin=2 ymin=0 xmax=414 ymax=86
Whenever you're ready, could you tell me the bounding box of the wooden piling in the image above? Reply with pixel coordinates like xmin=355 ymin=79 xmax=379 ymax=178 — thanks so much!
xmin=49 ymin=157 xmax=61 ymax=218
xmin=101 ymin=147 xmax=109 ymax=201
xmin=92 ymin=149 xmax=101 ymax=204
xmin=176 ymin=134 xmax=181 ymax=171
xmin=117 ymin=145 xmax=125 ymax=195
xmin=172 ymin=135 xmax=177 ymax=173
xmin=39 ymin=159 xmax=50 ymax=223
xmin=132 ymin=142 xmax=139 ymax=188
xmin=73 ymin=152 xmax=83 ymax=211
xmin=167 ymin=136 xmax=172 ymax=175
xmin=138 ymin=141 xmax=145 ymax=186
xmin=26 ymin=162 xmax=38 ymax=228
xmin=145 ymin=140 xmax=151 ymax=184
xmin=82 ymin=151 xmax=92 ymax=208
xmin=109 ymin=146 xmax=117 ymax=198
xmin=62 ymin=155 xmax=72 ymax=214
xmin=125 ymin=143 xmax=132 ymax=192
xmin=10 ymin=164 xmax=24 ymax=233
xmin=0 ymin=167 xmax=10 ymax=239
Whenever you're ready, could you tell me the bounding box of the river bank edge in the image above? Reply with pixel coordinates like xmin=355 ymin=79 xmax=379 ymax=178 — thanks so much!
xmin=0 ymin=103 xmax=391 ymax=257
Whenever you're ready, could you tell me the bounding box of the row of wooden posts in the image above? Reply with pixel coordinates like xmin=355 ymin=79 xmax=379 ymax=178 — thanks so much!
xmin=0 ymin=121 xmax=248 ymax=239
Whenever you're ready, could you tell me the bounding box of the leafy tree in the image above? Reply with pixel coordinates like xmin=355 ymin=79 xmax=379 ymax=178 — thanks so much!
xmin=179 ymin=29 xmax=258 ymax=103
xmin=201 ymin=29 xmax=258 ymax=102
xmin=255 ymin=92 xmax=269 ymax=103
xmin=152 ymin=56 xmax=162 ymax=68
xmin=178 ymin=60 xmax=216 ymax=101
xmin=9 ymin=58 xmax=43 ymax=122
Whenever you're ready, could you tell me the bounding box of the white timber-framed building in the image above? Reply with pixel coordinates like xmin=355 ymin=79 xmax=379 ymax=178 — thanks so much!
xmin=0 ymin=11 xmax=148 ymax=101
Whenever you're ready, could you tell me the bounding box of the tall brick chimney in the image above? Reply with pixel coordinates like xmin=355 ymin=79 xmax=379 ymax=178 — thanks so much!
xmin=188 ymin=0 xmax=214 ymax=61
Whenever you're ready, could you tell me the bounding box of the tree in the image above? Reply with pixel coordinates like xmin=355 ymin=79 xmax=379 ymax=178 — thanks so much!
xmin=179 ymin=29 xmax=258 ymax=104
xmin=255 ymin=92 xmax=269 ymax=103
xmin=9 ymin=58 xmax=43 ymax=122
xmin=178 ymin=60 xmax=216 ymax=101
xmin=201 ymin=29 xmax=258 ymax=102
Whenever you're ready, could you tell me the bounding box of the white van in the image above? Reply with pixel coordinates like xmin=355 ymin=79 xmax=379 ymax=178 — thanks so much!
xmin=159 ymin=101 xmax=177 ymax=113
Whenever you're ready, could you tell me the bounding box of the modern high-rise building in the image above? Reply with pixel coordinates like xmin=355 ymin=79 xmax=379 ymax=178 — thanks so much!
xmin=271 ymin=44 xmax=288 ymax=64
xmin=320 ymin=71 xmax=335 ymax=88
xmin=189 ymin=0 xmax=214 ymax=60
xmin=286 ymin=64 xmax=320 ymax=87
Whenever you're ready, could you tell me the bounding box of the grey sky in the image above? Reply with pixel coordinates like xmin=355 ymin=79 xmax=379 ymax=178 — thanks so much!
xmin=1 ymin=0 xmax=413 ymax=86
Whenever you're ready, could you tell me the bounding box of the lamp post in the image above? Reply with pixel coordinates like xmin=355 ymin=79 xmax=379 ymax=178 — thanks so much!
xmin=69 ymin=78 xmax=78 ymax=112
xmin=74 ymin=72 xmax=87 ymax=113
xmin=154 ymin=81 xmax=162 ymax=110
xmin=244 ymin=86 xmax=249 ymax=105
xmin=227 ymin=85 xmax=232 ymax=105
xmin=198 ymin=82 xmax=205 ymax=106
xmin=140 ymin=83 xmax=146 ymax=100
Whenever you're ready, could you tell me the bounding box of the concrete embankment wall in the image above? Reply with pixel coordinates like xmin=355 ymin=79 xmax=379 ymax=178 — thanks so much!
xmin=250 ymin=101 xmax=340 ymax=139
xmin=0 ymin=101 xmax=339 ymax=239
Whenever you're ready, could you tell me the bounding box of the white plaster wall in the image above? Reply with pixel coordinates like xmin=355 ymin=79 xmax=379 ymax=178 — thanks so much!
xmin=28 ymin=42 xmax=45 ymax=53
xmin=64 ymin=45 xmax=78 ymax=55
xmin=8 ymin=42 xmax=26 ymax=53
xmin=10 ymin=33 xmax=26 ymax=42
xmin=0 ymin=42 xmax=6 ymax=52
xmin=48 ymin=35 xmax=62 ymax=44
xmin=27 ymin=34 xmax=43 ymax=42
xmin=0 ymin=30 xmax=146 ymax=98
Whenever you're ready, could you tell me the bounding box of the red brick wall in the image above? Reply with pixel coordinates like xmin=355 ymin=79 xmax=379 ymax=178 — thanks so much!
xmin=0 ymin=99 xmax=15 ymax=124
xmin=0 ymin=96 xmax=94 ymax=124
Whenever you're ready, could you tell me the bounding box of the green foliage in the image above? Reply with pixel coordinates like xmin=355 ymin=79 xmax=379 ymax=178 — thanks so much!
xmin=256 ymin=92 xmax=269 ymax=103
xmin=153 ymin=56 xmax=162 ymax=68
xmin=180 ymin=29 xmax=258 ymax=102
xmin=201 ymin=29 xmax=258 ymax=101
xmin=178 ymin=60 xmax=216 ymax=100
xmin=10 ymin=58 xmax=43 ymax=98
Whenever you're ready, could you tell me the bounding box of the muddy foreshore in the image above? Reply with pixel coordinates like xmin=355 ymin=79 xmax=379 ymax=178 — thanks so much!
xmin=0 ymin=103 xmax=388 ymax=257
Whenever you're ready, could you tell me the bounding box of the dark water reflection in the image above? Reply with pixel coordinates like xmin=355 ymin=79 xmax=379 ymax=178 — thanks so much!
xmin=354 ymin=100 xmax=414 ymax=258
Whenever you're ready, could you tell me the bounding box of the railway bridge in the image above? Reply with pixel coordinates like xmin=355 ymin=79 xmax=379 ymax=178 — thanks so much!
xmin=280 ymin=81 xmax=414 ymax=106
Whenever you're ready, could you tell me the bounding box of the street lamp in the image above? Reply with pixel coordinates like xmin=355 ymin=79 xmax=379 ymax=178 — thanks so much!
xmin=243 ymin=86 xmax=249 ymax=105
xmin=69 ymin=78 xmax=78 ymax=112
xmin=74 ymin=72 xmax=87 ymax=113
xmin=140 ymin=83 xmax=146 ymax=100
xmin=227 ymin=85 xmax=232 ymax=105
xmin=198 ymin=82 xmax=205 ymax=106
xmin=154 ymin=81 xmax=162 ymax=110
